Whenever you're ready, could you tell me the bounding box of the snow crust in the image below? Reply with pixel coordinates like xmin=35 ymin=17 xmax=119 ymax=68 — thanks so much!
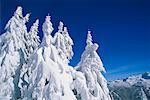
xmin=0 ymin=6 xmax=111 ymax=100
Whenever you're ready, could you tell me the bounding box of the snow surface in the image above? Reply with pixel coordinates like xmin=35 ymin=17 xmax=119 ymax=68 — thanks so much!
xmin=0 ymin=6 xmax=112 ymax=100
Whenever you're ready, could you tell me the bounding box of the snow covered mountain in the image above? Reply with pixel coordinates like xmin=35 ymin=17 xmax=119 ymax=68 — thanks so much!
xmin=108 ymin=72 xmax=150 ymax=100
xmin=0 ymin=6 xmax=112 ymax=100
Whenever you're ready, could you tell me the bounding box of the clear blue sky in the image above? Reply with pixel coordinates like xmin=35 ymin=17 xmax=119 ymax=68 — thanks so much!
xmin=1 ymin=0 xmax=150 ymax=80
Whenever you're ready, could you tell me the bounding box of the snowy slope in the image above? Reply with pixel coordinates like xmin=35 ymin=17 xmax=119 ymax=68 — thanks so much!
xmin=108 ymin=72 xmax=150 ymax=100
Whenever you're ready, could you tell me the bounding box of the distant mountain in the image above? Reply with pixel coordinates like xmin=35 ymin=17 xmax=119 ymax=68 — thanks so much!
xmin=108 ymin=72 xmax=150 ymax=100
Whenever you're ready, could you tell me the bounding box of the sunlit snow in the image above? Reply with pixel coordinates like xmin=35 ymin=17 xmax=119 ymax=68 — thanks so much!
xmin=0 ymin=6 xmax=111 ymax=100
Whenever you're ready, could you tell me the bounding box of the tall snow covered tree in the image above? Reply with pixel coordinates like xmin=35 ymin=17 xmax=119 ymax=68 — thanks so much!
xmin=0 ymin=6 xmax=30 ymax=99
xmin=75 ymin=31 xmax=111 ymax=100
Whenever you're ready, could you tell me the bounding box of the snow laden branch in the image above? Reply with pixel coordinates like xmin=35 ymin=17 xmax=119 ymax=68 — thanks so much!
xmin=0 ymin=6 xmax=112 ymax=100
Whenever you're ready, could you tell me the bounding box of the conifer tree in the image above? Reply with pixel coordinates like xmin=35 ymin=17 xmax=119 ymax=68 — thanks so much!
xmin=18 ymin=19 xmax=40 ymax=96
xmin=27 ymin=19 xmax=40 ymax=55
xmin=53 ymin=21 xmax=68 ymax=63
xmin=0 ymin=6 xmax=30 ymax=99
xmin=62 ymin=27 xmax=74 ymax=61
xmin=20 ymin=15 xmax=55 ymax=99
xmin=76 ymin=31 xmax=111 ymax=100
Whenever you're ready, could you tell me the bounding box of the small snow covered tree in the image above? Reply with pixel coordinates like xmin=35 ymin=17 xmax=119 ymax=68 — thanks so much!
xmin=75 ymin=31 xmax=111 ymax=100
xmin=62 ymin=27 xmax=74 ymax=61
xmin=86 ymin=30 xmax=93 ymax=49
xmin=53 ymin=22 xmax=74 ymax=63
xmin=53 ymin=21 xmax=68 ymax=63
xmin=0 ymin=6 xmax=30 ymax=99
xmin=27 ymin=19 xmax=40 ymax=56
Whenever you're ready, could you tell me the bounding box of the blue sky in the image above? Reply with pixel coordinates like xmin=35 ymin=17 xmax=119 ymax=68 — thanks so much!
xmin=1 ymin=0 xmax=150 ymax=80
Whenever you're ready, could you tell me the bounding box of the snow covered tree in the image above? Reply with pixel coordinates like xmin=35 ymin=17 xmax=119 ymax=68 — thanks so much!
xmin=86 ymin=30 xmax=93 ymax=49
xmin=53 ymin=22 xmax=74 ymax=63
xmin=40 ymin=15 xmax=54 ymax=46
xmin=0 ymin=6 xmax=30 ymax=99
xmin=62 ymin=27 xmax=74 ymax=61
xmin=53 ymin=21 xmax=68 ymax=63
xmin=75 ymin=31 xmax=111 ymax=100
xmin=21 ymin=16 xmax=77 ymax=100
xmin=27 ymin=19 xmax=40 ymax=56
xmin=18 ymin=19 xmax=40 ymax=95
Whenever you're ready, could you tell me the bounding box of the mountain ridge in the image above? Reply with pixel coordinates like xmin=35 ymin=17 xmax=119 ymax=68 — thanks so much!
xmin=108 ymin=72 xmax=150 ymax=100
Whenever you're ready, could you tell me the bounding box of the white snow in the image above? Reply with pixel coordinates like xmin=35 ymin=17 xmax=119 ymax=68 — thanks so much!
xmin=0 ymin=6 xmax=112 ymax=100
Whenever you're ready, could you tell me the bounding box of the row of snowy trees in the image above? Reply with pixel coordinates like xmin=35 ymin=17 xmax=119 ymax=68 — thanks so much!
xmin=0 ymin=6 xmax=112 ymax=100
